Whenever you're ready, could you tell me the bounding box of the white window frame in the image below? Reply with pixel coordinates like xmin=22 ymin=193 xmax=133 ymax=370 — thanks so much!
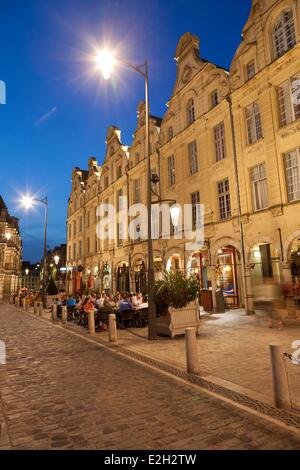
xmin=273 ymin=10 xmax=296 ymax=59
xmin=133 ymin=179 xmax=141 ymax=204
xmin=218 ymin=178 xmax=231 ymax=220
xmin=211 ymin=89 xmax=219 ymax=108
xmin=191 ymin=192 xmax=200 ymax=228
xmin=284 ymin=148 xmax=300 ymax=202
xmin=167 ymin=155 xmax=176 ymax=186
xmin=188 ymin=141 xmax=198 ymax=175
xmin=214 ymin=122 xmax=226 ymax=161
xmin=187 ymin=99 xmax=195 ymax=126
xmin=278 ymin=72 xmax=300 ymax=127
xmin=246 ymin=60 xmax=256 ymax=81
xmin=250 ymin=163 xmax=269 ymax=211
xmin=246 ymin=102 xmax=263 ymax=144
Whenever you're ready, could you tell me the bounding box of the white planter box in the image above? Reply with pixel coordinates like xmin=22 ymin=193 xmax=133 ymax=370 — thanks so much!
xmin=156 ymin=301 xmax=201 ymax=338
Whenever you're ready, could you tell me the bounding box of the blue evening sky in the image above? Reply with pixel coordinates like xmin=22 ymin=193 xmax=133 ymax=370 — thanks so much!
xmin=0 ymin=0 xmax=252 ymax=262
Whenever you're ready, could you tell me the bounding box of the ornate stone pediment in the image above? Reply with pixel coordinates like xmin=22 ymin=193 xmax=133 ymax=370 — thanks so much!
xmin=246 ymin=141 xmax=264 ymax=154
xmin=280 ymin=122 xmax=300 ymax=139
xmin=181 ymin=64 xmax=193 ymax=84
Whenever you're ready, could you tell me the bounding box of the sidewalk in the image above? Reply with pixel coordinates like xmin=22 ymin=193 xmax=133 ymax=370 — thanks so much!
xmin=89 ymin=309 xmax=300 ymax=410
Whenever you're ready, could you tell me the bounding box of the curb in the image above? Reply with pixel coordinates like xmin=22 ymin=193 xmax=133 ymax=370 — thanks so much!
xmin=12 ymin=304 xmax=300 ymax=433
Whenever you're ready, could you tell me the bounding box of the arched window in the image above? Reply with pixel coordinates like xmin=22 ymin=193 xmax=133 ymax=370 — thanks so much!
xmin=168 ymin=126 xmax=173 ymax=141
xmin=186 ymin=98 xmax=195 ymax=126
xmin=273 ymin=10 xmax=296 ymax=59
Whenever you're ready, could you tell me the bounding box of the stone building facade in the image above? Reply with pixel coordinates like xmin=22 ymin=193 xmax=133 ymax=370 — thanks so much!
xmin=0 ymin=196 xmax=22 ymax=300
xmin=66 ymin=0 xmax=300 ymax=313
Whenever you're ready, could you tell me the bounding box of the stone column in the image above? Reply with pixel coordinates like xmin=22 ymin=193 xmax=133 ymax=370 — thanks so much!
xmin=109 ymin=314 xmax=117 ymax=342
xmin=269 ymin=344 xmax=292 ymax=410
xmin=185 ymin=327 xmax=199 ymax=374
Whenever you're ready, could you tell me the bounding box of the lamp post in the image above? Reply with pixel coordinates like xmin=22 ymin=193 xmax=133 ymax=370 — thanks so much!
xmin=25 ymin=268 xmax=29 ymax=289
xmin=21 ymin=195 xmax=48 ymax=307
xmin=96 ymin=51 xmax=158 ymax=339
xmin=54 ymin=255 xmax=60 ymax=289
xmin=96 ymin=51 xmax=181 ymax=338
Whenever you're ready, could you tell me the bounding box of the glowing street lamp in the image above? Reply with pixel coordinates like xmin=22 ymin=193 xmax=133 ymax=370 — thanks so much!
xmin=96 ymin=50 xmax=115 ymax=80
xmin=20 ymin=193 xmax=48 ymax=307
xmin=54 ymin=255 xmax=60 ymax=266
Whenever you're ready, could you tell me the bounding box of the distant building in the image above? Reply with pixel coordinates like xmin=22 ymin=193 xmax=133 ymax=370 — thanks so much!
xmin=0 ymin=195 xmax=22 ymax=300
xmin=20 ymin=261 xmax=41 ymax=291
xmin=42 ymin=244 xmax=67 ymax=291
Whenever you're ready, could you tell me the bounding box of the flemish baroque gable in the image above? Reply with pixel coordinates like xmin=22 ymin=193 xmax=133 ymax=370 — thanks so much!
xmin=172 ymin=32 xmax=204 ymax=96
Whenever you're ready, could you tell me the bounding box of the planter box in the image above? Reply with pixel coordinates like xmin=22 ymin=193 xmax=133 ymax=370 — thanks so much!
xmin=156 ymin=301 xmax=201 ymax=338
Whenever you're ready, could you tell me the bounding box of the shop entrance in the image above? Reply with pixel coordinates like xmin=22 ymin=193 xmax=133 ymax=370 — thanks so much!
xmin=216 ymin=246 xmax=239 ymax=307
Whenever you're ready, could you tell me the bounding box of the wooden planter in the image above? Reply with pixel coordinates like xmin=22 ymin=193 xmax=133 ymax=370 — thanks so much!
xmin=156 ymin=301 xmax=200 ymax=338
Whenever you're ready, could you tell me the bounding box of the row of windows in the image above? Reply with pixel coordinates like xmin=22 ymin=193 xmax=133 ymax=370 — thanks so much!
xmin=68 ymin=145 xmax=300 ymax=260
xmin=189 ymin=147 xmax=300 ymax=227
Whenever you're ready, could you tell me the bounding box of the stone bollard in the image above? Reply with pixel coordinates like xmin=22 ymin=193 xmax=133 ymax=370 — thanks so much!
xmin=269 ymin=343 xmax=292 ymax=410
xmin=38 ymin=302 xmax=43 ymax=317
xmin=88 ymin=310 xmax=95 ymax=336
xmin=52 ymin=304 xmax=57 ymax=322
xmin=61 ymin=306 xmax=67 ymax=325
xmin=22 ymin=298 xmax=26 ymax=310
xmin=109 ymin=313 xmax=117 ymax=342
xmin=33 ymin=301 xmax=38 ymax=315
xmin=185 ymin=327 xmax=199 ymax=374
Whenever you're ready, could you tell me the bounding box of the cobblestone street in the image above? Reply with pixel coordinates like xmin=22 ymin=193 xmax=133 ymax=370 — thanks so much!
xmin=0 ymin=305 xmax=300 ymax=450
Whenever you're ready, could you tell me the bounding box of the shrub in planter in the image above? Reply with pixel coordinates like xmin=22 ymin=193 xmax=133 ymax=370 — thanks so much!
xmin=154 ymin=270 xmax=199 ymax=315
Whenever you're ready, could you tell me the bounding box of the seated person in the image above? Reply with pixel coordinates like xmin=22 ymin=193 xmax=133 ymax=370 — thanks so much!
xmin=132 ymin=292 xmax=143 ymax=307
xmin=119 ymin=293 xmax=133 ymax=312
xmin=66 ymin=295 xmax=76 ymax=308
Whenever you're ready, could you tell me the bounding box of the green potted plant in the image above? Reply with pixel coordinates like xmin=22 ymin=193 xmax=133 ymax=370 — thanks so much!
xmin=154 ymin=270 xmax=200 ymax=338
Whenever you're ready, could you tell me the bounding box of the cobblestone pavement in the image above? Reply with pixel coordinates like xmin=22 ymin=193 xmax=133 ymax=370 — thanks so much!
xmin=0 ymin=305 xmax=300 ymax=450
xmin=94 ymin=310 xmax=300 ymax=408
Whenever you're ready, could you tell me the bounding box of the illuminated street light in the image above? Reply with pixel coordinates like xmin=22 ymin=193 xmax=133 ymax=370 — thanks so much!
xmin=19 ymin=193 xmax=48 ymax=307
xmin=170 ymin=205 xmax=180 ymax=228
xmin=96 ymin=50 xmax=115 ymax=80
xmin=54 ymin=255 xmax=60 ymax=265
xmin=21 ymin=195 xmax=35 ymax=210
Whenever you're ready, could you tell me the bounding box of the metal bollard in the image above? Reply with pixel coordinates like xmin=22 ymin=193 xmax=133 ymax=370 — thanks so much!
xmin=25 ymin=301 xmax=29 ymax=312
xmin=62 ymin=306 xmax=67 ymax=325
xmin=52 ymin=304 xmax=57 ymax=321
xmin=88 ymin=310 xmax=95 ymax=336
xmin=33 ymin=301 xmax=38 ymax=315
xmin=109 ymin=313 xmax=117 ymax=342
xmin=38 ymin=302 xmax=43 ymax=317
xmin=269 ymin=343 xmax=292 ymax=410
xmin=185 ymin=327 xmax=199 ymax=374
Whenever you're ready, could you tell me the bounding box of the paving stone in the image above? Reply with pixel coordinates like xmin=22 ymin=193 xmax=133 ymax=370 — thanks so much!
xmin=0 ymin=304 xmax=300 ymax=450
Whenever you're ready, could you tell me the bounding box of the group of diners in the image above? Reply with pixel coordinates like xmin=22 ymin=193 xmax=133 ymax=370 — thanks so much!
xmin=51 ymin=290 xmax=148 ymax=331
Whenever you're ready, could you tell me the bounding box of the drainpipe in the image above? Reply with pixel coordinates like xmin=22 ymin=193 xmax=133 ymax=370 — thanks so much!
xmin=226 ymin=96 xmax=252 ymax=315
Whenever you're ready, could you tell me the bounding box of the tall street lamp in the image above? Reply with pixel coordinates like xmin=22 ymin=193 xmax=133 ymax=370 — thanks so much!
xmin=96 ymin=50 xmax=157 ymax=339
xmin=21 ymin=195 xmax=48 ymax=307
